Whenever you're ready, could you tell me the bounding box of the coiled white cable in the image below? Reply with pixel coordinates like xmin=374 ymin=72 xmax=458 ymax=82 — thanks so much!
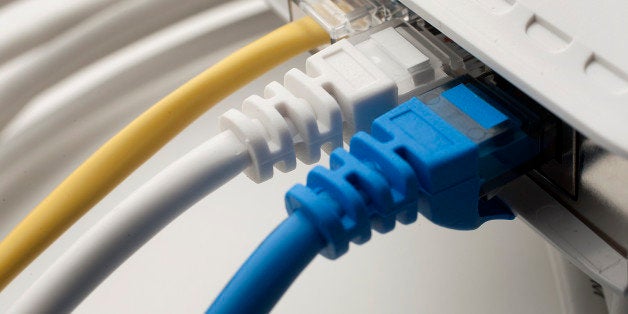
xmin=0 ymin=0 xmax=272 ymax=217
xmin=0 ymin=0 xmax=124 ymax=65
xmin=11 ymin=39 xmax=397 ymax=313
xmin=0 ymin=0 xmax=228 ymax=130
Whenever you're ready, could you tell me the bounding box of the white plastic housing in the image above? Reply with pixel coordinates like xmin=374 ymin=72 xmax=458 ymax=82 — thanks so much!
xmin=221 ymin=39 xmax=397 ymax=182
xmin=401 ymin=0 xmax=628 ymax=158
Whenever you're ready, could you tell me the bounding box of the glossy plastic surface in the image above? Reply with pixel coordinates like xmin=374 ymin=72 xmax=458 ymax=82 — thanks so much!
xmin=401 ymin=0 xmax=628 ymax=157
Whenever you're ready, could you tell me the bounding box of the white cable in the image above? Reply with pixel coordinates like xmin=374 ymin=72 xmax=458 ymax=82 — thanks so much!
xmin=0 ymin=0 xmax=228 ymax=130
xmin=9 ymin=130 xmax=251 ymax=313
xmin=11 ymin=39 xmax=398 ymax=313
xmin=0 ymin=0 xmax=125 ymax=65
xmin=0 ymin=0 xmax=271 ymax=228
xmin=1 ymin=0 xmax=266 ymax=142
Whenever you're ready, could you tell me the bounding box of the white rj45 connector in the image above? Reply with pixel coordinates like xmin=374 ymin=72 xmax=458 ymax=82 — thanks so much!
xmin=221 ymin=38 xmax=398 ymax=182
xmin=220 ymin=26 xmax=439 ymax=182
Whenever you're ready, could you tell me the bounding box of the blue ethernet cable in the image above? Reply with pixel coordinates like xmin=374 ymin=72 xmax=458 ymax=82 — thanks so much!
xmin=207 ymin=82 xmax=542 ymax=313
xmin=208 ymin=211 xmax=324 ymax=313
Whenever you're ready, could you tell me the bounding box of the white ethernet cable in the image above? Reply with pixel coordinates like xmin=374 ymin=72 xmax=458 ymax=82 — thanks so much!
xmin=0 ymin=0 xmax=125 ymax=65
xmin=2 ymin=0 xmax=267 ymax=141
xmin=0 ymin=0 xmax=229 ymax=130
xmin=9 ymin=38 xmax=402 ymax=313
xmin=9 ymin=129 xmax=252 ymax=313
xmin=0 ymin=0 xmax=272 ymax=217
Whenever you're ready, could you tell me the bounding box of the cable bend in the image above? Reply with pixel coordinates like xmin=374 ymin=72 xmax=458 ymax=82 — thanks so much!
xmin=0 ymin=16 xmax=329 ymax=292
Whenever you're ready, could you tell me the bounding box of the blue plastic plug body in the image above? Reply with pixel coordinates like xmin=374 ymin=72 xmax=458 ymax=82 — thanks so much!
xmin=419 ymin=83 xmax=541 ymax=193
xmin=285 ymin=82 xmax=540 ymax=259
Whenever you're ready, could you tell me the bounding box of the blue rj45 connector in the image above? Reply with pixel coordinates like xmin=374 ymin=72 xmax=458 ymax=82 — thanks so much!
xmin=285 ymin=82 xmax=540 ymax=259
xmin=208 ymin=81 xmax=543 ymax=313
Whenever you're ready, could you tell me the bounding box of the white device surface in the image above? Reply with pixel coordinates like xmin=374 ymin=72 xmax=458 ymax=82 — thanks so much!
xmin=401 ymin=0 xmax=628 ymax=158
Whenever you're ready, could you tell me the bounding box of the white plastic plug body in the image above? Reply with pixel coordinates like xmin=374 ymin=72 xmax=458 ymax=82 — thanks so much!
xmin=220 ymin=38 xmax=398 ymax=182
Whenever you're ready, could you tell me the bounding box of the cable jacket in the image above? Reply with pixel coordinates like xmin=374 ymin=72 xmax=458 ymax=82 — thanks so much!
xmin=0 ymin=16 xmax=329 ymax=291
xmin=0 ymin=0 xmax=229 ymax=129
xmin=207 ymin=212 xmax=325 ymax=314
xmin=10 ymin=130 xmax=250 ymax=312
xmin=0 ymin=0 xmax=123 ymax=65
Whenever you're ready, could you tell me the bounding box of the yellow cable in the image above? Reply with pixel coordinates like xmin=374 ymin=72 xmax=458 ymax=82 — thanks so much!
xmin=0 ymin=16 xmax=329 ymax=291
